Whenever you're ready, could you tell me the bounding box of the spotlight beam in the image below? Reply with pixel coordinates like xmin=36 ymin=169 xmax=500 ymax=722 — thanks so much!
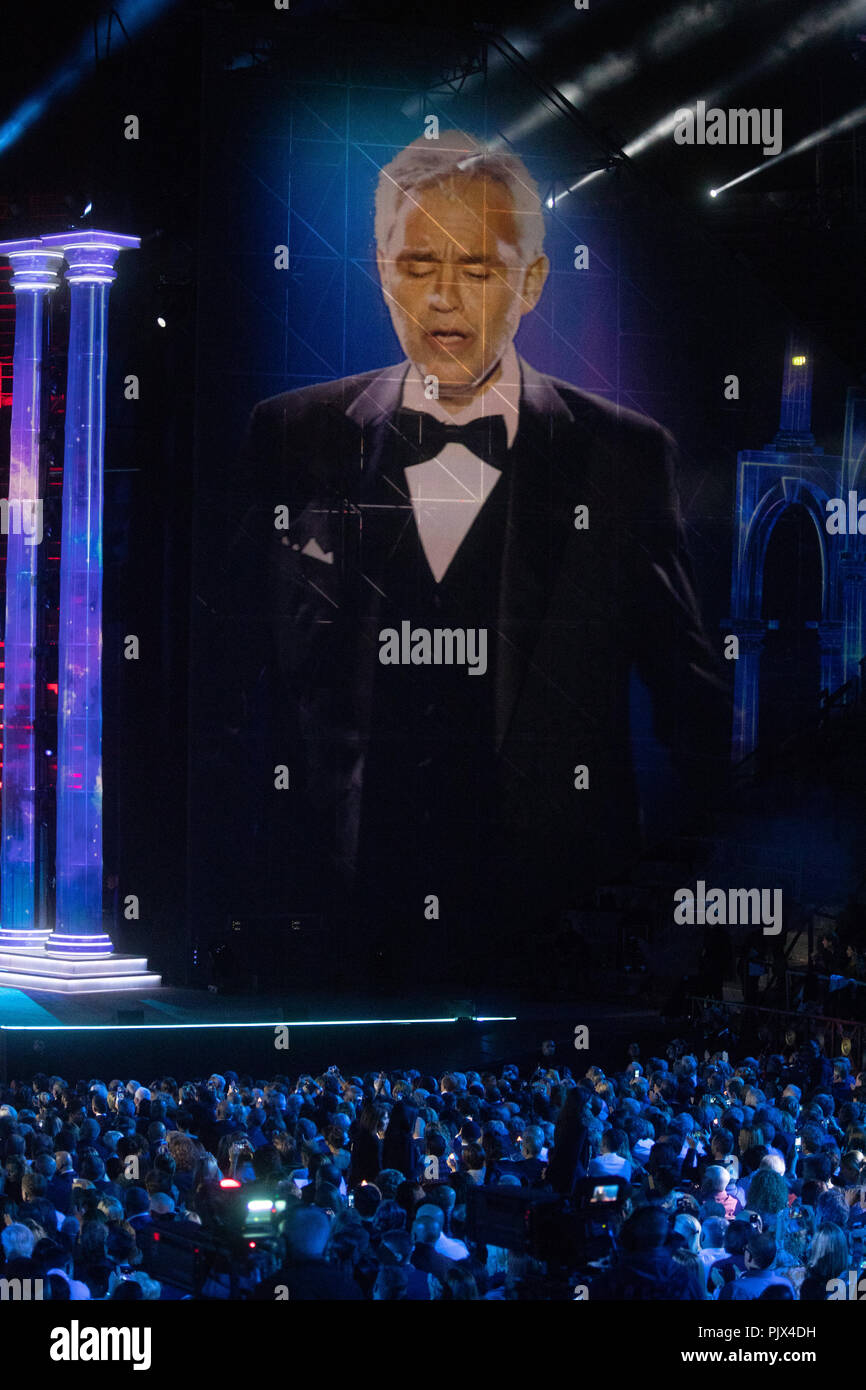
xmin=0 ymin=0 xmax=179 ymax=157
xmin=480 ymin=30 xmax=632 ymax=177
xmin=501 ymin=0 xmax=784 ymax=145
xmin=554 ymin=0 xmax=866 ymax=203
xmin=709 ymin=99 xmax=866 ymax=197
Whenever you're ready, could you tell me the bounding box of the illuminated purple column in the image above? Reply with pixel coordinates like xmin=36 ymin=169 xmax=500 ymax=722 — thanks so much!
xmin=0 ymin=240 xmax=63 ymax=948
xmin=42 ymin=230 xmax=139 ymax=958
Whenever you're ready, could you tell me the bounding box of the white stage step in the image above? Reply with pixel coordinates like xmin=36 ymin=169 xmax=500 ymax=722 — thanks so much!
xmin=0 ymin=973 xmax=162 ymax=995
xmin=0 ymin=951 xmax=152 ymax=978
xmin=0 ymin=969 xmax=162 ymax=994
xmin=0 ymin=949 xmax=161 ymax=994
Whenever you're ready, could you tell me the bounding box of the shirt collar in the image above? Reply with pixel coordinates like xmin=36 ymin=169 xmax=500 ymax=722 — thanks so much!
xmin=400 ymin=343 xmax=520 ymax=449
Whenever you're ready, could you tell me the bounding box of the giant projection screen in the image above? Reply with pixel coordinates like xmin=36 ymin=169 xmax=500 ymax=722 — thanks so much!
xmin=188 ymin=16 xmax=866 ymax=994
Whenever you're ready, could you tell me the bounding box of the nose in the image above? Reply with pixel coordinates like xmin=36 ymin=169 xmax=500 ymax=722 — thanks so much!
xmin=429 ymin=265 xmax=463 ymax=313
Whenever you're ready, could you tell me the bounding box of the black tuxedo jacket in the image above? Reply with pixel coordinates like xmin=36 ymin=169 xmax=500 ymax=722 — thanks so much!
xmin=222 ymin=356 xmax=729 ymax=915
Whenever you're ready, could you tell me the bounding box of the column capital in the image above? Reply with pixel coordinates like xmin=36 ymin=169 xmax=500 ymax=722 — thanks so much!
xmin=41 ymin=229 xmax=140 ymax=286
xmin=0 ymin=238 xmax=64 ymax=292
xmin=723 ymin=618 xmax=766 ymax=654
xmin=817 ymin=621 xmax=844 ymax=653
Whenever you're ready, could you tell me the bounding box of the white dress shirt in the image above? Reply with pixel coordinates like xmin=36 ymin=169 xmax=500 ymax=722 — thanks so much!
xmin=399 ymin=345 xmax=520 ymax=583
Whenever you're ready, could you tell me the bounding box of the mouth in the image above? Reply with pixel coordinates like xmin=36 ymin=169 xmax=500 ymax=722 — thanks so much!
xmin=426 ymin=329 xmax=471 ymax=350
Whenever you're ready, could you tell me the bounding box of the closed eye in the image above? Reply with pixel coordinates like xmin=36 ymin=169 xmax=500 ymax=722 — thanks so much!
xmin=402 ymin=262 xmax=492 ymax=279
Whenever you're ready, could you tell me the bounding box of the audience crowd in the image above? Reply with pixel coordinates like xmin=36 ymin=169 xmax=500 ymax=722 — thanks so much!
xmin=2 ymin=1032 xmax=866 ymax=1299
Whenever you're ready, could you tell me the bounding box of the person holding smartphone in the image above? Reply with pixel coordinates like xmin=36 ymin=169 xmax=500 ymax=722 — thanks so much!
xmin=786 ymin=1134 xmax=803 ymax=1179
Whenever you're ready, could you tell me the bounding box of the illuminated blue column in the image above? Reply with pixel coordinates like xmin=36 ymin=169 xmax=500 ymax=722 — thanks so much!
xmin=729 ymin=625 xmax=764 ymax=763
xmin=841 ymin=553 xmax=866 ymax=685
xmin=42 ymin=230 xmax=139 ymax=958
xmin=0 ymin=240 xmax=63 ymax=948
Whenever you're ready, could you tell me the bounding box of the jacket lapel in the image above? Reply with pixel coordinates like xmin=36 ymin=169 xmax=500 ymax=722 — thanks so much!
xmin=345 ymin=361 xmax=411 ymax=505
xmin=493 ymin=357 xmax=599 ymax=751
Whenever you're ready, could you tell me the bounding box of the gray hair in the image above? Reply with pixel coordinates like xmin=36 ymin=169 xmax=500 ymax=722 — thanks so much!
xmin=374 ymin=129 xmax=546 ymax=263
xmin=1 ymin=1223 xmax=35 ymax=1260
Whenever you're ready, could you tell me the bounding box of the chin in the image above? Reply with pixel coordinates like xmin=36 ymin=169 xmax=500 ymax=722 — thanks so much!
xmin=437 ymin=365 xmax=488 ymax=391
xmin=415 ymin=357 xmax=472 ymax=381
xmin=436 ymin=377 xmax=479 ymax=396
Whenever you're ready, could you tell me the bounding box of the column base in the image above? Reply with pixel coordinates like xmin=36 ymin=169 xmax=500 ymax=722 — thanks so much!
xmin=45 ymin=932 xmax=114 ymax=959
xmin=0 ymin=946 xmax=161 ymax=994
xmin=0 ymin=928 xmax=51 ymax=951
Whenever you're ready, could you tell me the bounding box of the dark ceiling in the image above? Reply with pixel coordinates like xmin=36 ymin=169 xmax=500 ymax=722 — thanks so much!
xmin=1 ymin=0 xmax=864 ymax=366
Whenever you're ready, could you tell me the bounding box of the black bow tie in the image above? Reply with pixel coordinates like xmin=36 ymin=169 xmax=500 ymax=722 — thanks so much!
xmin=393 ymin=408 xmax=508 ymax=464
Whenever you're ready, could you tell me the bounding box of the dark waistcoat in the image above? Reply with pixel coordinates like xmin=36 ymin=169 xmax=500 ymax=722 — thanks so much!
xmin=357 ymin=430 xmax=511 ymax=903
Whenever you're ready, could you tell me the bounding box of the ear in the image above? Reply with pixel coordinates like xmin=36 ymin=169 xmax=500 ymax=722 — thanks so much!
xmin=519 ymin=254 xmax=549 ymax=316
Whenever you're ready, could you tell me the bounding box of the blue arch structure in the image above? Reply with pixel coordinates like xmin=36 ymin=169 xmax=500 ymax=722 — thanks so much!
xmin=738 ymin=477 xmax=837 ymax=625
xmin=725 ymin=346 xmax=857 ymax=764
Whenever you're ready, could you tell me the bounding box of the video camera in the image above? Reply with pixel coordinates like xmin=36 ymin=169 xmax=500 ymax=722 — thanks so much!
xmin=138 ymin=1181 xmax=288 ymax=1297
xmin=465 ymin=1177 xmax=630 ymax=1265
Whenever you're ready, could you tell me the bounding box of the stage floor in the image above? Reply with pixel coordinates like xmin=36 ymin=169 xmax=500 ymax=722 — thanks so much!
xmin=0 ymin=982 xmax=520 ymax=1027
xmin=0 ymin=979 xmax=666 ymax=1083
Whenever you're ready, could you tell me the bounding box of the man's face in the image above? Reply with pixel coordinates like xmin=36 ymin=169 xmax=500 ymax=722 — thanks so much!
xmin=377 ymin=174 xmax=547 ymax=402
